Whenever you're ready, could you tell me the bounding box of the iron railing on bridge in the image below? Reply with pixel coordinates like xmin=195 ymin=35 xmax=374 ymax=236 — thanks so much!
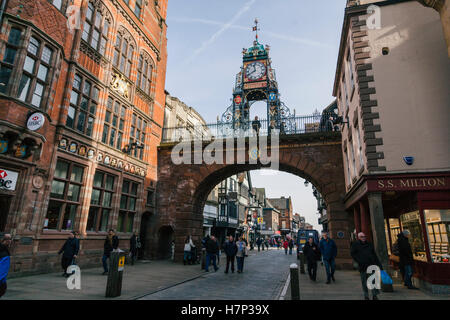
xmin=161 ymin=112 xmax=340 ymax=143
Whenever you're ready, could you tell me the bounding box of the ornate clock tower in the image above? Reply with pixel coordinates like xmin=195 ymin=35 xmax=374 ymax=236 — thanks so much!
xmin=220 ymin=19 xmax=294 ymax=134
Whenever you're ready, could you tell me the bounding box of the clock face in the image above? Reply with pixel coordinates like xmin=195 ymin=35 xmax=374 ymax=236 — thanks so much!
xmin=245 ymin=61 xmax=266 ymax=81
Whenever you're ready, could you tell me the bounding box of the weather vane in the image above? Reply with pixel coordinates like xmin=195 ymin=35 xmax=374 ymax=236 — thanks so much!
xmin=252 ymin=18 xmax=260 ymax=41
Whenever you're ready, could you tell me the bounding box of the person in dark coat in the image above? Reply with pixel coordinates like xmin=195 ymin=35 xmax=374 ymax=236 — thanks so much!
xmin=288 ymin=238 xmax=294 ymax=255
xmin=319 ymin=231 xmax=337 ymax=284
xmin=0 ymin=234 xmax=12 ymax=298
xmin=130 ymin=232 xmax=140 ymax=265
xmin=205 ymin=235 xmax=219 ymax=272
xmin=397 ymin=230 xmax=418 ymax=289
xmin=351 ymin=232 xmax=382 ymax=300
xmin=256 ymin=238 xmax=262 ymax=252
xmin=303 ymin=236 xmax=321 ymax=281
xmin=252 ymin=116 xmax=261 ymax=136
xmin=223 ymin=236 xmax=238 ymax=274
xmin=58 ymin=231 xmax=79 ymax=278
xmin=102 ymin=229 xmax=119 ymax=275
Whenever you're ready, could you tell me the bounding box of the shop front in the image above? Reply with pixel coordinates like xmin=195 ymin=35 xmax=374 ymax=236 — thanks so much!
xmin=346 ymin=172 xmax=450 ymax=293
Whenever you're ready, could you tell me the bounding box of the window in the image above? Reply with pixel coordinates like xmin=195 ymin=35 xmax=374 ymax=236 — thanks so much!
xmin=344 ymin=147 xmax=351 ymax=186
xmin=424 ymin=210 xmax=449 ymax=263
xmin=0 ymin=27 xmax=22 ymax=94
xmin=136 ymin=54 xmax=153 ymax=95
xmin=82 ymin=1 xmax=110 ymax=55
xmin=87 ymin=171 xmax=116 ymax=232
xmin=16 ymin=35 xmax=54 ymax=108
xmin=342 ymin=76 xmax=349 ymax=112
xmin=102 ymin=97 xmax=126 ymax=150
xmin=129 ymin=113 xmax=147 ymax=160
xmin=66 ymin=73 xmax=99 ymax=136
xmin=347 ymin=50 xmax=355 ymax=93
xmin=349 ymin=138 xmax=357 ymax=178
xmin=50 ymin=0 xmax=63 ymax=10
xmin=45 ymin=160 xmax=84 ymax=230
xmin=400 ymin=211 xmax=427 ymax=262
xmin=134 ymin=0 xmax=142 ymax=18
xmin=146 ymin=189 xmax=155 ymax=206
xmin=118 ymin=180 xmax=139 ymax=233
xmin=354 ymin=123 xmax=364 ymax=170
xmin=113 ymin=32 xmax=134 ymax=78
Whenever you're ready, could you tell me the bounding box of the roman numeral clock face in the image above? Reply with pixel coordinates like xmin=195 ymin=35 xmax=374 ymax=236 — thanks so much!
xmin=245 ymin=61 xmax=266 ymax=81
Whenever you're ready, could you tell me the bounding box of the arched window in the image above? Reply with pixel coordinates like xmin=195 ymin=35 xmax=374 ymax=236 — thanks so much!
xmin=113 ymin=29 xmax=135 ymax=78
xmin=136 ymin=52 xmax=154 ymax=96
xmin=81 ymin=1 xmax=111 ymax=56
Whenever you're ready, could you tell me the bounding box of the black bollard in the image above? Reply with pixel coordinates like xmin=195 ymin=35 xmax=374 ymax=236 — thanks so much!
xmin=299 ymin=252 xmax=306 ymax=274
xmin=290 ymin=263 xmax=300 ymax=300
xmin=105 ymin=251 xmax=126 ymax=298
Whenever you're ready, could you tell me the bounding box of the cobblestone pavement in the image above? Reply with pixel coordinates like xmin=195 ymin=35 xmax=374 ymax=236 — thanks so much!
xmin=139 ymin=247 xmax=296 ymax=300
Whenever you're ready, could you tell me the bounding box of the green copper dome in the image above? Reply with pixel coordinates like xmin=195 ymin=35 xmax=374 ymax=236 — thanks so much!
xmin=243 ymin=40 xmax=268 ymax=61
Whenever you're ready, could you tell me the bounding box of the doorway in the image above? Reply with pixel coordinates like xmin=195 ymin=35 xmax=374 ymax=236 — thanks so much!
xmin=139 ymin=211 xmax=152 ymax=259
xmin=0 ymin=195 xmax=11 ymax=232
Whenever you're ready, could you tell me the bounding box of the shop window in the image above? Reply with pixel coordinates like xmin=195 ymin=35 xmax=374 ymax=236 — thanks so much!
xmin=66 ymin=73 xmax=99 ymax=136
xmin=86 ymin=171 xmax=116 ymax=232
xmin=424 ymin=210 xmax=450 ymax=263
xmin=118 ymin=179 xmax=138 ymax=233
xmin=388 ymin=218 xmax=401 ymax=252
xmin=400 ymin=211 xmax=427 ymax=262
xmin=44 ymin=159 xmax=84 ymax=230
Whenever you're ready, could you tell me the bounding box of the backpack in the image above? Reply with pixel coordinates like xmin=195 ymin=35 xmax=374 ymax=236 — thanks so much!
xmin=392 ymin=240 xmax=400 ymax=256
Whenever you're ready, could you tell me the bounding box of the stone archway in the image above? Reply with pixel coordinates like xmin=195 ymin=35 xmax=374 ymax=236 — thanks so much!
xmin=154 ymin=132 xmax=352 ymax=268
xmin=156 ymin=225 xmax=175 ymax=260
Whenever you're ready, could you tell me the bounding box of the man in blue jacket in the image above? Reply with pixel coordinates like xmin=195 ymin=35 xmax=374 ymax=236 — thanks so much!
xmin=0 ymin=233 xmax=12 ymax=298
xmin=223 ymin=235 xmax=238 ymax=274
xmin=319 ymin=231 xmax=337 ymax=284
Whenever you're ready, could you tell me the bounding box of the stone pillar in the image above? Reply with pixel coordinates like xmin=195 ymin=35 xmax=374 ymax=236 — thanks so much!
xmin=359 ymin=201 xmax=372 ymax=243
xmin=367 ymin=192 xmax=393 ymax=292
xmin=353 ymin=206 xmax=361 ymax=234
xmin=327 ymin=201 xmax=353 ymax=270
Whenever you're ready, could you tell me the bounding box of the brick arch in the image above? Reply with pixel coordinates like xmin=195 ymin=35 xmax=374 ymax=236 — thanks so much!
xmin=151 ymin=133 xmax=352 ymax=268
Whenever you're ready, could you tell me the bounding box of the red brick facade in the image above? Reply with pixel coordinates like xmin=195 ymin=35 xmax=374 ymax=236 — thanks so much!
xmin=0 ymin=0 xmax=167 ymax=275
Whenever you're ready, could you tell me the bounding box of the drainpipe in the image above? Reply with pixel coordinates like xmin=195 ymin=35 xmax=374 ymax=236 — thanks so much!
xmin=0 ymin=0 xmax=10 ymax=29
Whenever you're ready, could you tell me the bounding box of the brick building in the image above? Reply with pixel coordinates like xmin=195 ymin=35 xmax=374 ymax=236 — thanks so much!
xmin=0 ymin=0 xmax=167 ymax=275
xmin=267 ymin=196 xmax=293 ymax=236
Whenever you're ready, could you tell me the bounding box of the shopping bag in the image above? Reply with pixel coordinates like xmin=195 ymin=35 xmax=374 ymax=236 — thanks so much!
xmin=380 ymin=270 xmax=393 ymax=285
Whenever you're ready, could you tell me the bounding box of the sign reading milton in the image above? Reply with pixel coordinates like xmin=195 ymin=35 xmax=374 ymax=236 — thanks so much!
xmin=368 ymin=176 xmax=449 ymax=191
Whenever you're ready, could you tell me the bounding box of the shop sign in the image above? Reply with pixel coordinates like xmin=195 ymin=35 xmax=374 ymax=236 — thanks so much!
xmin=0 ymin=168 xmax=19 ymax=191
xmin=26 ymin=112 xmax=45 ymax=131
xmin=369 ymin=176 xmax=449 ymax=192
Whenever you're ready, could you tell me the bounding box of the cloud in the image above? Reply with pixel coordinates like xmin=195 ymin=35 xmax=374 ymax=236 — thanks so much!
xmin=184 ymin=0 xmax=257 ymax=64
xmin=170 ymin=17 xmax=333 ymax=51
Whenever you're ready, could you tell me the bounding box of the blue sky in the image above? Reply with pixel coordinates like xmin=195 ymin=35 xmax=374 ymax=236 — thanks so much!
xmin=165 ymin=0 xmax=347 ymax=230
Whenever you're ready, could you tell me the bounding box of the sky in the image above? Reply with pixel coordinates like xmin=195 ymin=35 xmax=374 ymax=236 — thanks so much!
xmin=165 ymin=0 xmax=347 ymax=230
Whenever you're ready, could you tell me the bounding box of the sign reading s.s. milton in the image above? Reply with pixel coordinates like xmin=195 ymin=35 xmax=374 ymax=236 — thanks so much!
xmin=0 ymin=169 xmax=19 ymax=191
xmin=368 ymin=176 xmax=449 ymax=192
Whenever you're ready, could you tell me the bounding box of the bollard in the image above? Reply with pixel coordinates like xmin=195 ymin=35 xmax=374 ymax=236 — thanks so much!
xmin=290 ymin=263 xmax=300 ymax=300
xmin=201 ymin=248 xmax=206 ymax=270
xmin=299 ymin=252 xmax=306 ymax=274
xmin=105 ymin=251 xmax=126 ymax=298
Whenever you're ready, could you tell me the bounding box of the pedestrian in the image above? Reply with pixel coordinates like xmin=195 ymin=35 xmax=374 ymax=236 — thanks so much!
xmin=0 ymin=233 xmax=12 ymax=298
xmin=58 ymin=231 xmax=79 ymax=278
xmin=351 ymin=232 xmax=383 ymax=300
xmin=277 ymin=239 xmax=281 ymax=250
xmin=319 ymin=231 xmax=337 ymax=284
xmin=130 ymin=232 xmax=140 ymax=265
xmin=283 ymin=239 xmax=289 ymax=255
xmin=102 ymin=229 xmax=119 ymax=275
xmin=264 ymin=238 xmax=269 ymax=250
xmin=189 ymin=235 xmax=197 ymax=264
xmin=256 ymin=238 xmax=262 ymax=252
xmin=250 ymin=239 xmax=254 ymax=251
xmin=183 ymin=236 xmax=191 ymax=265
xmin=252 ymin=116 xmax=261 ymax=137
xmin=303 ymin=236 xmax=321 ymax=281
xmin=171 ymin=240 xmax=175 ymax=260
xmin=397 ymin=230 xmax=419 ymax=289
xmin=205 ymin=235 xmax=219 ymax=272
xmin=288 ymin=238 xmax=294 ymax=255
xmin=236 ymin=236 xmax=247 ymax=273
xmin=223 ymin=235 xmax=238 ymax=274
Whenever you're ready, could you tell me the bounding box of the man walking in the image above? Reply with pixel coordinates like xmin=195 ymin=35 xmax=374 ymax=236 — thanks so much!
xmin=288 ymin=238 xmax=294 ymax=255
xmin=303 ymin=236 xmax=320 ymax=281
xmin=205 ymin=235 xmax=219 ymax=272
xmin=236 ymin=236 xmax=247 ymax=273
xmin=319 ymin=231 xmax=337 ymax=284
xmin=397 ymin=230 xmax=419 ymax=289
xmin=351 ymin=232 xmax=383 ymax=300
xmin=58 ymin=231 xmax=79 ymax=278
xmin=223 ymin=236 xmax=238 ymax=274
xmin=0 ymin=234 xmax=12 ymax=298
xmin=102 ymin=229 xmax=119 ymax=275
xmin=256 ymin=238 xmax=262 ymax=252
xmin=252 ymin=116 xmax=261 ymax=137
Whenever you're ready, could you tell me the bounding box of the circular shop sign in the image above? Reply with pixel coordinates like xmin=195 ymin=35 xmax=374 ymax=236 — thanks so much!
xmin=27 ymin=112 xmax=45 ymax=131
